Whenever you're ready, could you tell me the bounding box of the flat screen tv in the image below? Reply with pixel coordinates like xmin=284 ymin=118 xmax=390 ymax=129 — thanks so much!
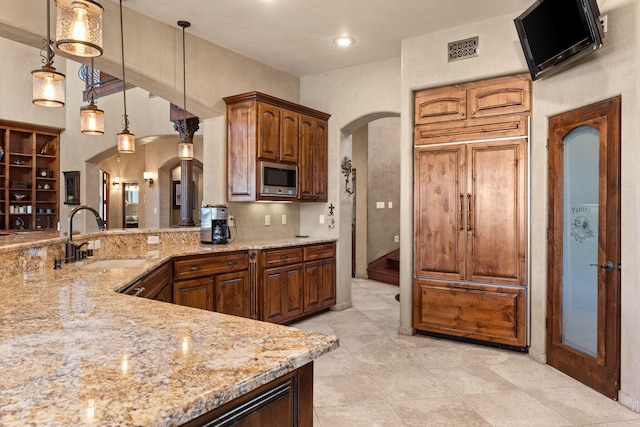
xmin=514 ymin=0 xmax=604 ymax=80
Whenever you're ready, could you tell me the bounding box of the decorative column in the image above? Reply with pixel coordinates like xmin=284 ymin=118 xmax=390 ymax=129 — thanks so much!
xmin=172 ymin=113 xmax=200 ymax=226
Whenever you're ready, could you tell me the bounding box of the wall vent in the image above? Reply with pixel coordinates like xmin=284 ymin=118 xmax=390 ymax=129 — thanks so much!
xmin=448 ymin=36 xmax=479 ymax=62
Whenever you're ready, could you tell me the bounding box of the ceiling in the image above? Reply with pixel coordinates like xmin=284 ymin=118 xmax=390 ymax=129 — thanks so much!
xmin=113 ymin=0 xmax=534 ymax=77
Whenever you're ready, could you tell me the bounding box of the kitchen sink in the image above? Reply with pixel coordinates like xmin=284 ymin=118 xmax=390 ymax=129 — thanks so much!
xmin=80 ymin=259 xmax=146 ymax=269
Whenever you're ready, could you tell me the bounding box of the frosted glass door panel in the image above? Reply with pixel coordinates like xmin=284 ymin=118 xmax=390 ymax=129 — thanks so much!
xmin=562 ymin=125 xmax=599 ymax=357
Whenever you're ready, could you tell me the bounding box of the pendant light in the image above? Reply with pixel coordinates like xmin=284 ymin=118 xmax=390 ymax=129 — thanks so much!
xmin=32 ymin=0 xmax=66 ymax=107
xmin=55 ymin=0 xmax=104 ymax=58
xmin=117 ymin=0 xmax=135 ymax=154
xmin=80 ymin=58 xmax=104 ymax=135
xmin=177 ymin=20 xmax=193 ymax=160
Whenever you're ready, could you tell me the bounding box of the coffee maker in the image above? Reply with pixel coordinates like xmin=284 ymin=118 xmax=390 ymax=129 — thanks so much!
xmin=200 ymin=205 xmax=231 ymax=244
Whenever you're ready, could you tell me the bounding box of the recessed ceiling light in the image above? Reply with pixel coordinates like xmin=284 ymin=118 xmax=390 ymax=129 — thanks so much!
xmin=334 ymin=36 xmax=355 ymax=47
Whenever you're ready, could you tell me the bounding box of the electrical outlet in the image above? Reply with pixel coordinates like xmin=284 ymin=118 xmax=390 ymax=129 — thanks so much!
xmin=147 ymin=235 xmax=160 ymax=245
xmin=282 ymin=214 xmax=287 ymax=225
xmin=388 ymin=202 xmax=393 ymax=209
xmin=376 ymin=202 xmax=385 ymax=209
xmin=94 ymin=240 xmax=101 ymax=249
xmin=319 ymin=214 xmax=325 ymax=224
xmin=228 ymin=216 xmax=235 ymax=227
xmin=265 ymin=215 xmax=271 ymax=226
xmin=394 ymin=235 xmax=400 ymax=243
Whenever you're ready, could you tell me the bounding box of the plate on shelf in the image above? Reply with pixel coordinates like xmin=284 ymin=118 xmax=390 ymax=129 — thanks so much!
xmin=13 ymin=217 xmax=24 ymax=229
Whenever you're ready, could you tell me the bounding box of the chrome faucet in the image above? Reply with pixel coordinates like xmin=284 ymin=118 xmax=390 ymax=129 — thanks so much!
xmin=65 ymin=205 xmax=106 ymax=263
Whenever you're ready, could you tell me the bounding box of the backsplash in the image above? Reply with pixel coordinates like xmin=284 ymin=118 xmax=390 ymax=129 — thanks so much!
xmin=227 ymin=202 xmax=300 ymax=241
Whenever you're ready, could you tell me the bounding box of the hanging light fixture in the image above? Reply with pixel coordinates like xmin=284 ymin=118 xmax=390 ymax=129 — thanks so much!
xmin=177 ymin=20 xmax=193 ymax=160
xmin=32 ymin=0 xmax=66 ymax=107
xmin=80 ymin=58 xmax=104 ymax=135
xmin=55 ymin=0 xmax=104 ymax=58
xmin=117 ymin=0 xmax=135 ymax=154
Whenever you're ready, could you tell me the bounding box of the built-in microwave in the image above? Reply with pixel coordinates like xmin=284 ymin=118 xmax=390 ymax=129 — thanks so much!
xmin=258 ymin=161 xmax=297 ymax=197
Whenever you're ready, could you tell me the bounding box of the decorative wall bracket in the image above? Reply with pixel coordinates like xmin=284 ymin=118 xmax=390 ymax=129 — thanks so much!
xmin=341 ymin=156 xmax=354 ymax=196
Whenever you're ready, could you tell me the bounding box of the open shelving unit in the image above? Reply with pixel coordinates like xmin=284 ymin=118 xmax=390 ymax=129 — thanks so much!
xmin=0 ymin=121 xmax=60 ymax=231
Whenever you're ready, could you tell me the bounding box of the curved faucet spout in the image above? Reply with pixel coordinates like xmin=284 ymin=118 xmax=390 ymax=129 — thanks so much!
xmin=67 ymin=205 xmax=106 ymax=242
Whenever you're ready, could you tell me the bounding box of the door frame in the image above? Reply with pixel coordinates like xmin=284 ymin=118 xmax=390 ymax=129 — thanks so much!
xmin=546 ymin=96 xmax=621 ymax=399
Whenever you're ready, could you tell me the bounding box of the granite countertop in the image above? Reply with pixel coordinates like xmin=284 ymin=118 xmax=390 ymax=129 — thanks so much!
xmin=0 ymin=235 xmax=339 ymax=426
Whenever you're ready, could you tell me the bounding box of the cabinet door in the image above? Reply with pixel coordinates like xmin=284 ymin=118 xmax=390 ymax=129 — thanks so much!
xmin=319 ymin=258 xmax=336 ymax=308
xmin=257 ymin=102 xmax=280 ymax=161
xmin=262 ymin=267 xmax=286 ymax=323
xmin=303 ymin=260 xmax=321 ymax=314
xmin=414 ymin=144 xmax=466 ymax=280
xmin=298 ymin=115 xmax=328 ymax=202
xmin=173 ymin=278 xmax=213 ymax=311
xmin=280 ymin=110 xmax=299 ymax=163
xmin=283 ymin=264 xmax=303 ymax=320
xmin=227 ymin=100 xmax=257 ymax=201
xmin=214 ymin=270 xmax=251 ymax=318
xmin=467 ymin=139 xmax=526 ymax=286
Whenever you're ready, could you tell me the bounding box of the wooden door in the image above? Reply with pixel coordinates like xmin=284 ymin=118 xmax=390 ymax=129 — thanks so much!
xmin=547 ymin=97 xmax=621 ymax=399
xmin=257 ymin=102 xmax=280 ymax=161
xmin=173 ymin=278 xmax=213 ymax=311
xmin=262 ymin=267 xmax=286 ymax=323
xmin=298 ymin=115 xmax=314 ymax=200
xmin=214 ymin=270 xmax=250 ymax=318
xmin=319 ymin=258 xmax=336 ymax=308
xmin=414 ymin=144 xmax=466 ymax=280
xmin=311 ymin=119 xmax=328 ymax=201
xmin=467 ymin=139 xmax=526 ymax=285
xmin=280 ymin=110 xmax=299 ymax=163
xmin=283 ymin=264 xmax=303 ymax=320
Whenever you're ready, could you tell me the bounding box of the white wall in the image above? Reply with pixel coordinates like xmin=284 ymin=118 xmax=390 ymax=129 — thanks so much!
xmin=301 ymin=57 xmax=402 ymax=312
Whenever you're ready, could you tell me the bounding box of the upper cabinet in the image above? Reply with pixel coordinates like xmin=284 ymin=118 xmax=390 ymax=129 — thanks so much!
xmin=0 ymin=121 xmax=60 ymax=232
xmin=414 ymin=73 xmax=531 ymax=145
xmin=224 ymin=92 xmax=331 ymax=202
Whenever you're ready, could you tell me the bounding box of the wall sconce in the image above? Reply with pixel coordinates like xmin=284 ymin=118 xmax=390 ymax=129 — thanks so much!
xmin=112 ymin=177 xmax=120 ymax=188
xmin=143 ymin=171 xmax=154 ymax=186
xmin=55 ymin=0 xmax=104 ymax=58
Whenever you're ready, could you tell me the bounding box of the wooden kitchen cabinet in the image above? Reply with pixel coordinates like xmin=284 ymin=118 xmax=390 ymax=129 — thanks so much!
xmin=122 ymin=263 xmax=172 ymax=302
xmin=303 ymin=243 xmax=336 ymax=313
xmin=298 ymin=114 xmax=328 ymax=202
xmin=0 ymin=121 xmax=60 ymax=232
xmin=224 ymin=92 xmax=330 ymax=202
xmin=173 ymin=251 xmax=252 ymax=316
xmin=261 ymin=247 xmax=304 ymax=323
xmin=413 ymin=74 xmax=529 ymax=348
xmin=414 ymin=74 xmax=530 ymax=145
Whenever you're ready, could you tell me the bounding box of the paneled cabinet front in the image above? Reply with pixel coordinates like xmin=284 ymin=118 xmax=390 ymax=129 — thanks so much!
xmin=224 ymin=91 xmax=330 ymax=202
xmin=173 ymin=251 xmax=253 ymax=317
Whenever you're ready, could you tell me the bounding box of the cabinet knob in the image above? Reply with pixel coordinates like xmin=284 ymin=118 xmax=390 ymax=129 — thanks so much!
xmin=188 ymin=266 xmax=201 ymax=271
xmin=227 ymin=261 xmax=237 ymax=266
xmin=133 ymin=287 xmax=146 ymax=297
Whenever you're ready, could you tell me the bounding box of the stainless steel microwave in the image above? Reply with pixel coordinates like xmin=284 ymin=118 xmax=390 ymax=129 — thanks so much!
xmin=258 ymin=161 xmax=297 ymax=197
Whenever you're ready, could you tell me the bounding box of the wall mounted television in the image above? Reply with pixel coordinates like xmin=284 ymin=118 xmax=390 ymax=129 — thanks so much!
xmin=514 ymin=0 xmax=604 ymax=80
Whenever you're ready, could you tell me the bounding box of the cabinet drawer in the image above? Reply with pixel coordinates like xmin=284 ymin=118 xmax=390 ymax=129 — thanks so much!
xmin=303 ymin=243 xmax=335 ymax=261
xmin=262 ymin=247 xmax=303 ymax=268
xmin=174 ymin=252 xmax=249 ymax=281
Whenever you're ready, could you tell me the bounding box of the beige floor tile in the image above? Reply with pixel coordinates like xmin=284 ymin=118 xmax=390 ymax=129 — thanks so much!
xmin=429 ymin=365 xmax=519 ymax=395
xmin=339 ymin=334 xmax=424 ymax=373
xmin=291 ymin=321 xmax=336 ymax=335
xmin=314 ymin=345 xmax=364 ymax=377
xmin=410 ymin=344 xmax=486 ymax=369
xmin=360 ymin=308 xmax=400 ymax=323
xmin=314 ymin=374 xmax=386 ymax=407
xmin=487 ymin=356 xmax=581 ymax=390
xmin=527 ymin=387 xmax=640 ymax=425
xmin=585 ymin=421 xmax=640 ymax=426
xmin=368 ymin=369 xmax=456 ymax=401
xmin=463 ymin=390 xmax=573 ymax=426
xmin=351 ymin=299 xmax=399 ymax=311
xmin=315 ymin=401 xmax=405 ymax=426
xmin=329 ymin=319 xmax=385 ymax=337
xmin=390 ymin=397 xmax=492 ymax=426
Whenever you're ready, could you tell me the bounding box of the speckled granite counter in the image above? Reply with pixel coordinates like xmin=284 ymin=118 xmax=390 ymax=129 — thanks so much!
xmin=0 ymin=230 xmax=339 ymax=426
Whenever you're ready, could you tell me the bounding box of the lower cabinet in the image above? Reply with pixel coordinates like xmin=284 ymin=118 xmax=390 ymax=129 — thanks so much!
xmin=413 ymin=278 xmax=526 ymax=347
xmin=179 ymin=362 xmax=313 ymax=427
xmin=122 ymin=242 xmax=336 ymax=325
xmin=173 ymin=251 xmax=252 ymax=317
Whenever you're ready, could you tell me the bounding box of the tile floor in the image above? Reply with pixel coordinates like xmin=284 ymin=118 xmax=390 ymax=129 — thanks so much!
xmin=291 ymin=278 xmax=640 ymax=427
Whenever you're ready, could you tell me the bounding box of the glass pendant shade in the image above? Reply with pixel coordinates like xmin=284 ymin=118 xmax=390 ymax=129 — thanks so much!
xmin=55 ymin=0 xmax=104 ymax=57
xmin=80 ymin=102 xmax=104 ymax=135
xmin=178 ymin=141 xmax=193 ymax=160
xmin=32 ymin=66 xmax=66 ymax=107
xmin=117 ymin=129 xmax=135 ymax=153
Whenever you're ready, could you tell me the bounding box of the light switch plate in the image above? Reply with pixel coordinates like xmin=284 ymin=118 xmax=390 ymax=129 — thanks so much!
xmin=388 ymin=202 xmax=393 ymax=209
xmin=376 ymin=202 xmax=385 ymax=209
xmin=282 ymin=214 xmax=287 ymax=225
xmin=319 ymin=214 xmax=325 ymax=224
xmin=394 ymin=235 xmax=400 ymax=243
xmin=265 ymin=215 xmax=271 ymax=226
xmin=147 ymin=235 xmax=160 ymax=244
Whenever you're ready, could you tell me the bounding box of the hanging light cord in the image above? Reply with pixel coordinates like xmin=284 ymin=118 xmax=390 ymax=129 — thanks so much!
xmin=120 ymin=0 xmax=129 ymax=131
xmin=182 ymin=23 xmax=187 ymax=128
xmin=87 ymin=57 xmax=97 ymax=104
xmin=42 ymin=0 xmax=54 ymax=66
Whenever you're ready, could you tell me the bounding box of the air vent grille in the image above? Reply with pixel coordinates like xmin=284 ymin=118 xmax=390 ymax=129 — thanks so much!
xmin=448 ymin=37 xmax=479 ymax=62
